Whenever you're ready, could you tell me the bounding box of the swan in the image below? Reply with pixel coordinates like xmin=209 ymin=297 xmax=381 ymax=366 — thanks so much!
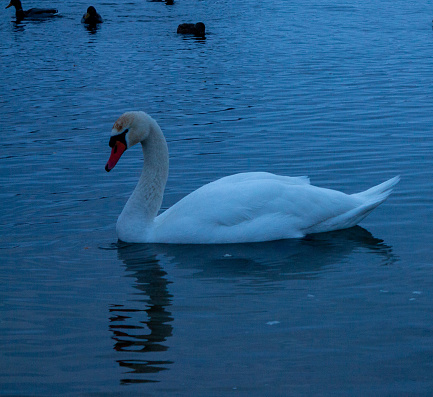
xmin=105 ymin=111 xmax=399 ymax=244
xmin=5 ymin=0 xmax=58 ymax=21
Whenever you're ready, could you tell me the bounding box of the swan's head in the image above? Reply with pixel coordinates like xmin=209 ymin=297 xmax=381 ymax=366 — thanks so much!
xmin=105 ymin=111 xmax=151 ymax=172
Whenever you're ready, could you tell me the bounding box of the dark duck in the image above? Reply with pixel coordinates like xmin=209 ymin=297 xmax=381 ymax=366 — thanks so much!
xmin=5 ymin=0 xmax=58 ymax=21
xmin=81 ymin=6 xmax=103 ymax=25
xmin=177 ymin=22 xmax=205 ymax=37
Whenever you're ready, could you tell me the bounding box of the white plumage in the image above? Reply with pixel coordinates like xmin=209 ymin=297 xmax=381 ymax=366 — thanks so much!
xmin=105 ymin=111 xmax=399 ymax=244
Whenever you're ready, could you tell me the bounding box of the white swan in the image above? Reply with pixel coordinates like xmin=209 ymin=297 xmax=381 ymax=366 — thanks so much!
xmin=105 ymin=111 xmax=399 ymax=244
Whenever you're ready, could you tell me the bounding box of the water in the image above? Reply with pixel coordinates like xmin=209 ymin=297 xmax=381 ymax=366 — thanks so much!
xmin=1 ymin=0 xmax=433 ymax=395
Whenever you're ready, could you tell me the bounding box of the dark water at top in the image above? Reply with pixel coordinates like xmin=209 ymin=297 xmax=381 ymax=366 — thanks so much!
xmin=1 ymin=0 xmax=433 ymax=395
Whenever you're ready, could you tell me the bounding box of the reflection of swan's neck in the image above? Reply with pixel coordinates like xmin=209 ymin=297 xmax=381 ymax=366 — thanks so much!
xmin=117 ymin=120 xmax=169 ymax=237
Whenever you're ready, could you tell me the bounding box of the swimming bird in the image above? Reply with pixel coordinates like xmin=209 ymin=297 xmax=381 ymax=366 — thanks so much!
xmin=149 ymin=0 xmax=174 ymax=4
xmin=105 ymin=111 xmax=399 ymax=244
xmin=177 ymin=22 xmax=205 ymax=37
xmin=5 ymin=0 xmax=57 ymax=21
xmin=81 ymin=6 xmax=103 ymax=25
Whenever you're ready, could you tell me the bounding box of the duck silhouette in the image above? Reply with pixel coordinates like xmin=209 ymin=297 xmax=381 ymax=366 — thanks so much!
xmin=177 ymin=22 xmax=205 ymax=37
xmin=5 ymin=0 xmax=57 ymax=21
xmin=81 ymin=6 xmax=103 ymax=25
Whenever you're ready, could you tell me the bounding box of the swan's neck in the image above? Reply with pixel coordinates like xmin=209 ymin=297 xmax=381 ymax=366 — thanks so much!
xmin=117 ymin=119 xmax=169 ymax=240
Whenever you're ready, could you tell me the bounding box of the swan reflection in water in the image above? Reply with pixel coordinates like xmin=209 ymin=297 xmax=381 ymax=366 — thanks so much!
xmin=108 ymin=226 xmax=396 ymax=384
xmin=109 ymin=247 xmax=174 ymax=384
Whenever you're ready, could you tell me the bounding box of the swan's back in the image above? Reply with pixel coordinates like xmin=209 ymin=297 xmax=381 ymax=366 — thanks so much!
xmin=148 ymin=174 xmax=399 ymax=244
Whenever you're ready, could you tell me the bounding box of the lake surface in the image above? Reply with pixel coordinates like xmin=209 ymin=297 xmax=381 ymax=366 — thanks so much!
xmin=1 ymin=0 xmax=433 ymax=395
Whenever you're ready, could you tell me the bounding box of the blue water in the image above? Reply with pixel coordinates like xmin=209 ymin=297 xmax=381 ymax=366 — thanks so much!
xmin=1 ymin=0 xmax=433 ymax=395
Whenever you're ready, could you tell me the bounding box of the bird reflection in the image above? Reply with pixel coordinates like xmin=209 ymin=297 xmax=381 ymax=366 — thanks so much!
xmin=83 ymin=22 xmax=102 ymax=35
xmin=150 ymin=226 xmax=397 ymax=286
xmin=109 ymin=245 xmax=174 ymax=384
xmin=12 ymin=21 xmax=25 ymax=32
xmin=148 ymin=0 xmax=174 ymax=4
xmin=84 ymin=24 xmax=99 ymax=34
xmin=109 ymin=226 xmax=396 ymax=383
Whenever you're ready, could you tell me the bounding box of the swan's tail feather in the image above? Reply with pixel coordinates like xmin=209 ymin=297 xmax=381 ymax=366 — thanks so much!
xmin=305 ymin=176 xmax=400 ymax=235
xmin=352 ymin=176 xmax=400 ymax=205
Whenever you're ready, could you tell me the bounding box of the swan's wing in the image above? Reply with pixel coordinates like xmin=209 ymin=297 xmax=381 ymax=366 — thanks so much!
xmin=158 ymin=173 xmax=312 ymax=228
xmin=152 ymin=174 xmax=358 ymax=243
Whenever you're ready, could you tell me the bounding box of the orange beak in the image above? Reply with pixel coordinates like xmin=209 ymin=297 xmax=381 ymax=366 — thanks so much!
xmin=6 ymin=2 xmax=13 ymax=9
xmin=105 ymin=141 xmax=127 ymax=172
